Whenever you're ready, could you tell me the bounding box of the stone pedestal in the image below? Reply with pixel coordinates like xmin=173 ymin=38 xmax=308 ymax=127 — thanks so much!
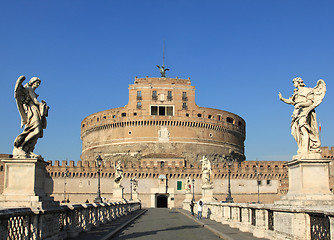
xmin=184 ymin=192 xmax=193 ymax=202
xmin=133 ymin=192 xmax=139 ymax=201
xmin=275 ymin=156 xmax=334 ymax=206
xmin=0 ymin=157 xmax=56 ymax=208
xmin=202 ymin=186 xmax=216 ymax=202
xmin=112 ymin=186 xmax=125 ymax=202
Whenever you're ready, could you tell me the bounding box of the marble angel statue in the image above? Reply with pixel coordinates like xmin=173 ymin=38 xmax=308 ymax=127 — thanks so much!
xmin=279 ymin=77 xmax=326 ymax=157
xmin=114 ymin=160 xmax=124 ymax=187
xmin=200 ymin=156 xmax=212 ymax=188
xmin=13 ymin=75 xmax=49 ymax=158
xmin=185 ymin=176 xmax=191 ymax=193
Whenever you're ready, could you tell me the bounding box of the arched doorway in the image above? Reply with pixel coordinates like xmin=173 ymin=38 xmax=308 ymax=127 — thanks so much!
xmin=156 ymin=194 xmax=168 ymax=208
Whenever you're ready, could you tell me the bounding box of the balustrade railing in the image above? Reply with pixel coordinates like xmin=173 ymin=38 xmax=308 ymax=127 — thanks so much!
xmin=183 ymin=200 xmax=334 ymax=240
xmin=0 ymin=201 xmax=141 ymax=240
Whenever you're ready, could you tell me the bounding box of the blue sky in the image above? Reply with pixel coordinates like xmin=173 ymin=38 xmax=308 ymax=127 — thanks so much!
xmin=1 ymin=1 xmax=333 ymax=162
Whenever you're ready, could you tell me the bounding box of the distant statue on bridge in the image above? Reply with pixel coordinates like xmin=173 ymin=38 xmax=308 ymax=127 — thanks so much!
xmin=200 ymin=156 xmax=212 ymax=188
xmin=114 ymin=160 xmax=124 ymax=187
xmin=132 ymin=177 xmax=138 ymax=192
xmin=279 ymin=77 xmax=326 ymax=158
xmin=13 ymin=75 xmax=49 ymax=158
xmin=185 ymin=176 xmax=191 ymax=193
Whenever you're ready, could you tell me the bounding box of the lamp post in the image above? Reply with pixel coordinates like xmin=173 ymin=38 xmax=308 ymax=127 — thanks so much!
xmin=63 ymin=167 xmax=69 ymax=203
xmin=256 ymin=160 xmax=261 ymax=203
xmin=225 ymin=155 xmax=234 ymax=203
xmin=94 ymin=155 xmax=103 ymax=203
xmin=192 ymin=179 xmax=195 ymax=202
xmin=130 ymin=178 xmax=133 ymax=201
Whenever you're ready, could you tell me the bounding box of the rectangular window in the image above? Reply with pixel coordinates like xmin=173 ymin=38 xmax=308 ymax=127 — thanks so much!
xmin=182 ymin=92 xmax=187 ymax=101
xmin=182 ymin=102 xmax=187 ymax=109
xmin=167 ymin=91 xmax=173 ymax=100
xmin=151 ymin=106 xmax=158 ymax=115
xmin=137 ymin=102 xmax=142 ymax=109
xmin=167 ymin=106 xmax=173 ymax=116
xmin=257 ymin=180 xmax=262 ymax=186
xmin=151 ymin=105 xmax=174 ymax=116
xmin=159 ymin=106 xmax=165 ymax=115
xmin=152 ymin=90 xmax=157 ymax=100
xmin=267 ymin=180 xmax=271 ymax=185
xmin=177 ymin=181 xmax=182 ymax=190
xmin=137 ymin=91 xmax=142 ymax=97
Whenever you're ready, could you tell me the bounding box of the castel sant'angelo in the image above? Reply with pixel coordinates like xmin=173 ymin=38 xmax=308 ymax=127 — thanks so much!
xmin=1 ymin=68 xmax=334 ymax=208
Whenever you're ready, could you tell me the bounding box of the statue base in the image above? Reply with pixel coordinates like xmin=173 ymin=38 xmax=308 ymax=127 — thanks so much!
xmin=275 ymin=156 xmax=334 ymax=206
xmin=184 ymin=192 xmax=193 ymax=202
xmin=0 ymin=157 xmax=58 ymax=209
xmin=112 ymin=186 xmax=125 ymax=202
xmin=202 ymin=186 xmax=216 ymax=202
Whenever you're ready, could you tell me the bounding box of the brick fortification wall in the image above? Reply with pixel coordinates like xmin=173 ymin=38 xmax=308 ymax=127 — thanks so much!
xmin=43 ymin=159 xmax=288 ymax=206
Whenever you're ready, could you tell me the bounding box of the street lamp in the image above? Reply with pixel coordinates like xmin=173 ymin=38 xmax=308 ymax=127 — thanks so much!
xmin=130 ymin=178 xmax=133 ymax=201
xmin=225 ymin=155 xmax=234 ymax=203
xmin=94 ymin=155 xmax=103 ymax=203
xmin=192 ymin=179 xmax=195 ymax=202
xmin=256 ymin=160 xmax=261 ymax=203
xmin=63 ymin=167 xmax=69 ymax=203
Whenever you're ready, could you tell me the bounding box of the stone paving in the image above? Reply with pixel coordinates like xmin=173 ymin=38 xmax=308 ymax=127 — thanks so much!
xmin=72 ymin=208 xmax=269 ymax=240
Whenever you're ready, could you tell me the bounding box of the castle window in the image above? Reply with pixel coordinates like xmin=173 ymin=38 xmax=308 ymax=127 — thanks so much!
xmin=197 ymin=113 xmax=202 ymax=118
xmin=218 ymin=115 xmax=222 ymax=121
xmin=134 ymin=112 xmax=137 ymax=116
xmin=137 ymin=102 xmax=142 ymax=109
xmin=182 ymin=102 xmax=187 ymax=110
xmin=122 ymin=113 xmax=126 ymax=117
xmin=257 ymin=180 xmax=262 ymax=186
xmin=137 ymin=91 xmax=142 ymax=100
xmin=160 ymin=161 xmax=165 ymax=168
xmin=167 ymin=91 xmax=173 ymax=100
xmin=113 ymin=115 xmax=116 ymax=118
xmin=152 ymin=91 xmax=158 ymax=100
xmin=186 ymin=113 xmax=189 ymax=117
xmin=182 ymin=92 xmax=188 ymax=101
xmin=177 ymin=181 xmax=182 ymax=190
xmin=82 ymin=124 xmax=85 ymax=128
xmin=208 ymin=115 xmax=212 ymax=119
xmin=267 ymin=180 xmax=271 ymax=185
xmin=227 ymin=117 xmax=234 ymax=124
xmin=167 ymin=106 xmax=173 ymax=116
xmin=151 ymin=106 xmax=158 ymax=115
xmin=159 ymin=106 xmax=166 ymax=115
xmin=151 ymin=105 xmax=174 ymax=116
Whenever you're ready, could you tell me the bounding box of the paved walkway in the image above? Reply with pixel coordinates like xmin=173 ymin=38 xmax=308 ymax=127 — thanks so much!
xmin=177 ymin=208 xmax=268 ymax=240
xmin=72 ymin=208 xmax=269 ymax=240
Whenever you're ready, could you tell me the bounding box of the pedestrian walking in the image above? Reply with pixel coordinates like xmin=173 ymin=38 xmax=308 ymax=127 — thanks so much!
xmin=197 ymin=200 xmax=203 ymax=219
xmin=190 ymin=200 xmax=194 ymax=216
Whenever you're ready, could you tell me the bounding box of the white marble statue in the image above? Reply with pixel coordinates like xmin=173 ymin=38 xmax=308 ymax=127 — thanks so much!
xmin=132 ymin=177 xmax=138 ymax=192
xmin=279 ymin=77 xmax=326 ymax=157
xmin=114 ymin=160 xmax=124 ymax=187
xmin=185 ymin=176 xmax=191 ymax=193
xmin=13 ymin=76 xmax=49 ymax=158
xmin=200 ymin=156 xmax=212 ymax=188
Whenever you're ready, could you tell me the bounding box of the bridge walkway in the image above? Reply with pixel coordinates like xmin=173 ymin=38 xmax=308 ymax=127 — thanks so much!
xmin=72 ymin=208 xmax=268 ymax=240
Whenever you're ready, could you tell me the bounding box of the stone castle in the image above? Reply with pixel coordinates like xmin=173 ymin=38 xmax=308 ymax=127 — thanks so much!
xmin=1 ymin=75 xmax=333 ymax=208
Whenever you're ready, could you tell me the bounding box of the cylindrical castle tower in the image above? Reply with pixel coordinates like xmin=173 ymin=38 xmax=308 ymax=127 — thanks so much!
xmin=80 ymin=76 xmax=246 ymax=163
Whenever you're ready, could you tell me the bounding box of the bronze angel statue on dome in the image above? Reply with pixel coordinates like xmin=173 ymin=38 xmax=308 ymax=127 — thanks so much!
xmin=13 ymin=75 xmax=49 ymax=158
xmin=279 ymin=77 xmax=326 ymax=157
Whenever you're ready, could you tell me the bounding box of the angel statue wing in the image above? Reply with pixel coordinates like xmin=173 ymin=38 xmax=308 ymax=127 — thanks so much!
xmin=14 ymin=76 xmax=28 ymax=128
xmin=305 ymin=79 xmax=326 ymax=117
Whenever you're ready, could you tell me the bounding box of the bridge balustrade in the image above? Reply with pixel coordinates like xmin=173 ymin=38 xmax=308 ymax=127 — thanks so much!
xmin=0 ymin=201 xmax=141 ymax=239
xmin=183 ymin=201 xmax=334 ymax=240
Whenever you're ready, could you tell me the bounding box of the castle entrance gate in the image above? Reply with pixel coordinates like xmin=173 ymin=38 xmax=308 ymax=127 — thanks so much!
xmin=156 ymin=194 xmax=168 ymax=208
